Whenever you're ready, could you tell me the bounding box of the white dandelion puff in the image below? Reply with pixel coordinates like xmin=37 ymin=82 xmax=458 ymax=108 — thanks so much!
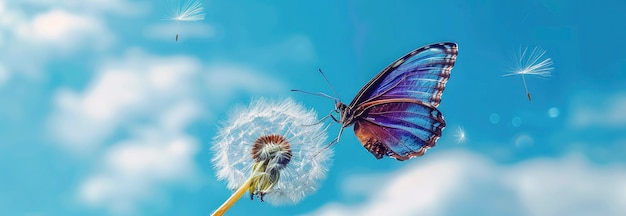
xmin=211 ymin=98 xmax=332 ymax=215
xmin=502 ymin=46 xmax=554 ymax=101
xmin=165 ymin=0 xmax=206 ymax=41
xmin=454 ymin=126 xmax=467 ymax=144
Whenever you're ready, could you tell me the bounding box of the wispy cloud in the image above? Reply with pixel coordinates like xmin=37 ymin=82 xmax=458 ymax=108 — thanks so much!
xmin=569 ymin=92 xmax=626 ymax=128
xmin=248 ymin=35 xmax=317 ymax=66
xmin=78 ymin=128 xmax=199 ymax=214
xmin=48 ymin=49 xmax=289 ymax=153
xmin=47 ymin=49 xmax=203 ymax=153
xmin=0 ymin=64 xmax=8 ymax=86
xmin=10 ymin=0 xmax=147 ymax=15
xmin=204 ymin=63 xmax=287 ymax=103
xmin=0 ymin=2 xmax=116 ymax=79
xmin=307 ymin=150 xmax=626 ymax=216
xmin=16 ymin=9 xmax=112 ymax=51
xmin=43 ymin=50 xmax=207 ymax=214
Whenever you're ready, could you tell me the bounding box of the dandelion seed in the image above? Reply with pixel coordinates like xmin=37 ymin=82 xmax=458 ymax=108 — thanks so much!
xmin=503 ymin=46 xmax=554 ymax=101
xmin=211 ymin=98 xmax=332 ymax=215
xmin=165 ymin=0 xmax=205 ymax=42
xmin=454 ymin=126 xmax=467 ymax=144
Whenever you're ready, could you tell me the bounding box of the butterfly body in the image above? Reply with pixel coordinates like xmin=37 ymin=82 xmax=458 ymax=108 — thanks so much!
xmin=334 ymin=42 xmax=458 ymax=161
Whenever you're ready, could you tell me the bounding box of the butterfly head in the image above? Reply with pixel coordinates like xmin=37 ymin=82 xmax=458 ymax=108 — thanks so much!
xmin=335 ymin=101 xmax=348 ymax=113
xmin=334 ymin=101 xmax=355 ymax=126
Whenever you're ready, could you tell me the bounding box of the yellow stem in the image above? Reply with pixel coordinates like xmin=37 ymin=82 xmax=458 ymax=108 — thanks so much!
xmin=211 ymin=176 xmax=253 ymax=216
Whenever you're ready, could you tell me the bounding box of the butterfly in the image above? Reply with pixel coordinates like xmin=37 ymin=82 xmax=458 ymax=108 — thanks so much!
xmin=304 ymin=42 xmax=458 ymax=161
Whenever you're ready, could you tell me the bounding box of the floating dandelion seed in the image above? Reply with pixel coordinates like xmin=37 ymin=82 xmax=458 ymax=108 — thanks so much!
xmin=211 ymin=98 xmax=332 ymax=216
xmin=166 ymin=0 xmax=205 ymax=42
xmin=454 ymin=126 xmax=467 ymax=144
xmin=503 ymin=46 xmax=554 ymax=101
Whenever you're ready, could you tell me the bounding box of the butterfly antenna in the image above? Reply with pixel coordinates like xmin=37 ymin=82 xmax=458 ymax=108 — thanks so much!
xmin=290 ymin=89 xmax=339 ymax=101
xmin=318 ymin=68 xmax=342 ymax=102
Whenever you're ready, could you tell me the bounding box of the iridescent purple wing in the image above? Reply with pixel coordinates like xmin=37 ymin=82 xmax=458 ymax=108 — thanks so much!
xmin=349 ymin=42 xmax=458 ymax=108
xmin=353 ymin=100 xmax=445 ymax=160
xmin=348 ymin=42 xmax=457 ymax=160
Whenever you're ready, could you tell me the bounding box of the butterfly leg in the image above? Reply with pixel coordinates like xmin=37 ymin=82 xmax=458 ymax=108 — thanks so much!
xmin=325 ymin=115 xmax=344 ymax=147
xmin=335 ymin=126 xmax=343 ymax=143
xmin=330 ymin=114 xmax=342 ymax=124
xmin=325 ymin=126 xmax=343 ymax=149
xmin=311 ymin=126 xmax=344 ymax=158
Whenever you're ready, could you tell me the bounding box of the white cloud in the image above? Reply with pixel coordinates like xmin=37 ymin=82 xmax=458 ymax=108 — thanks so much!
xmin=0 ymin=3 xmax=115 ymax=77
xmin=48 ymin=49 xmax=203 ymax=153
xmin=143 ymin=22 xmax=215 ymax=41
xmin=78 ymin=129 xmax=199 ymax=213
xmin=16 ymin=9 xmax=112 ymax=51
xmin=60 ymin=50 xmax=205 ymax=213
xmin=307 ymin=150 xmax=626 ymax=216
xmin=569 ymin=92 xmax=626 ymax=128
xmin=71 ymin=68 xmax=203 ymax=213
xmin=504 ymin=153 xmax=626 ymax=216
xmin=11 ymin=0 xmax=147 ymax=15
xmin=0 ymin=64 xmax=8 ymax=86
xmin=0 ymin=0 xmax=149 ymax=82
xmin=48 ymin=49 xmax=287 ymax=153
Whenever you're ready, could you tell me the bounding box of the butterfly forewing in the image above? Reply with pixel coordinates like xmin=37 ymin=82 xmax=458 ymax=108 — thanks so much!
xmin=349 ymin=42 xmax=458 ymax=108
xmin=347 ymin=42 xmax=457 ymax=160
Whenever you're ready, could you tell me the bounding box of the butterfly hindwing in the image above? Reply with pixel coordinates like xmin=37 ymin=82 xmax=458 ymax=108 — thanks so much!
xmin=353 ymin=100 xmax=445 ymax=161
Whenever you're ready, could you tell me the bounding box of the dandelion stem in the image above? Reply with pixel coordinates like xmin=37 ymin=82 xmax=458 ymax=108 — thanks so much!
xmin=521 ymin=74 xmax=531 ymax=101
xmin=175 ymin=21 xmax=180 ymax=42
xmin=211 ymin=176 xmax=253 ymax=216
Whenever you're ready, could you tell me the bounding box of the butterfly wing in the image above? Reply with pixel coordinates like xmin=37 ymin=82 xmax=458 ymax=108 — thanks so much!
xmin=349 ymin=42 xmax=458 ymax=108
xmin=353 ymin=100 xmax=445 ymax=160
xmin=349 ymin=42 xmax=457 ymax=160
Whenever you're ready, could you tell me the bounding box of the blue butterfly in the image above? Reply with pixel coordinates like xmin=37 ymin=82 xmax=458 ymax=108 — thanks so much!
xmin=297 ymin=42 xmax=458 ymax=161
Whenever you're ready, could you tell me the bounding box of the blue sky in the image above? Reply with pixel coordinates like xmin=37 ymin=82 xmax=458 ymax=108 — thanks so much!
xmin=1 ymin=0 xmax=626 ymax=215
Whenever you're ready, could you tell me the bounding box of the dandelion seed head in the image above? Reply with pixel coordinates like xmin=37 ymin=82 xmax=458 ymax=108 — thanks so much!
xmin=251 ymin=134 xmax=292 ymax=170
xmin=167 ymin=0 xmax=205 ymax=22
xmin=503 ymin=46 xmax=554 ymax=78
xmin=212 ymin=98 xmax=332 ymax=205
xmin=502 ymin=46 xmax=554 ymax=101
